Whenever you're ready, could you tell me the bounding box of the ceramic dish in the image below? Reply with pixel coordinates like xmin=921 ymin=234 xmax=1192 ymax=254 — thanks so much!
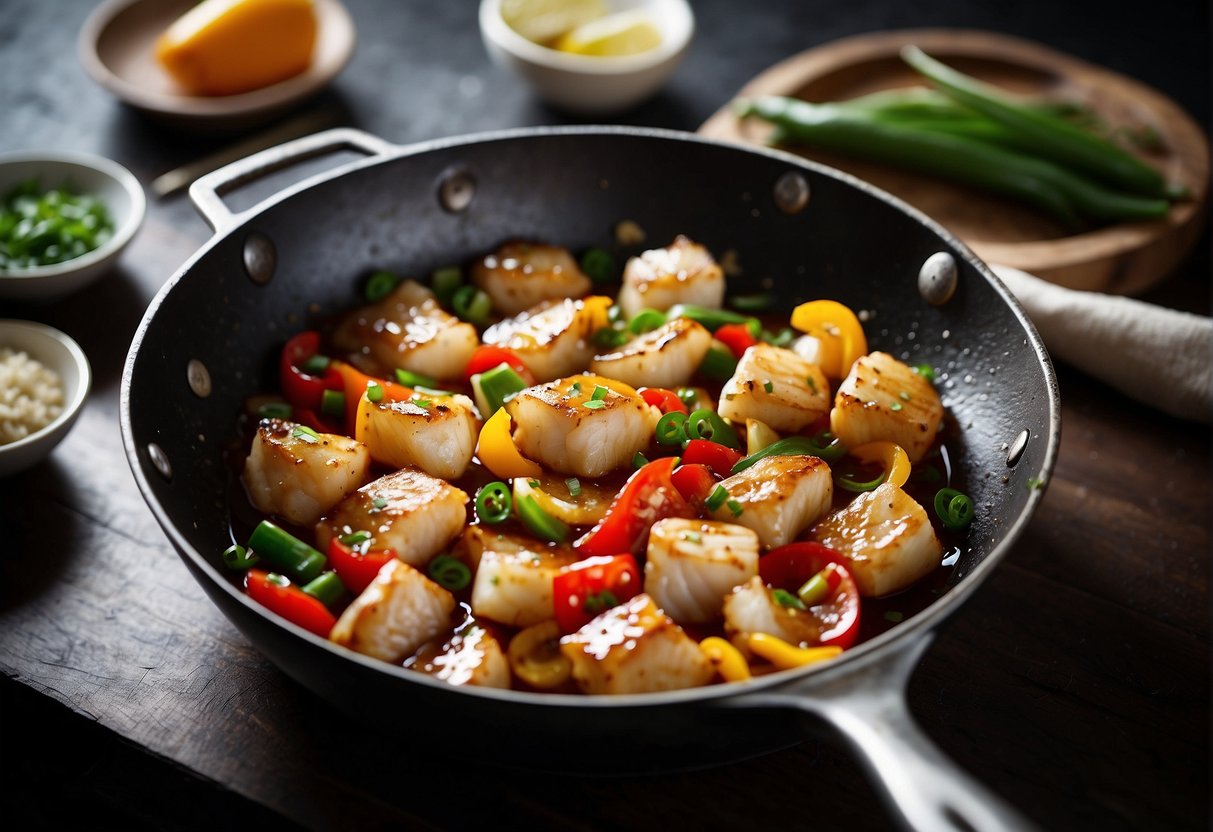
xmin=479 ymin=0 xmax=694 ymax=115
xmin=78 ymin=0 xmax=356 ymax=132
xmin=0 ymin=320 xmax=91 ymax=477
xmin=0 ymin=151 xmax=146 ymax=302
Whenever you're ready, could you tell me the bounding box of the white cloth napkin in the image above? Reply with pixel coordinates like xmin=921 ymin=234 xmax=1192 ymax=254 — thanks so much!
xmin=990 ymin=265 xmax=1213 ymax=424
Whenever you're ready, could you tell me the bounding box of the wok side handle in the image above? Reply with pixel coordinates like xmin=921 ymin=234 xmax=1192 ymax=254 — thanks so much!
xmin=189 ymin=128 xmax=395 ymax=232
xmin=736 ymin=634 xmax=1039 ymax=832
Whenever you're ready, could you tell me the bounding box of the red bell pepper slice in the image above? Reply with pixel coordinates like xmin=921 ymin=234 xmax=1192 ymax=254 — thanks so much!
xmin=759 ymin=542 xmax=861 ymax=649
xmin=280 ymin=332 xmax=344 ymax=413
xmin=552 ymin=554 xmax=641 ymax=633
xmin=639 ymin=386 xmax=688 ymax=415
xmin=576 ymin=457 xmax=694 ymax=557
xmin=327 ymin=537 xmax=397 ymax=595
xmin=714 ymin=322 xmax=758 ymax=358
xmin=670 ymin=462 xmax=716 ymax=509
xmin=681 ymin=438 xmax=743 ymax=478
xmin=464 ymin=345 xmax=536 ymax=386
xmin=246 ymin=569 xmax=337 ymax=638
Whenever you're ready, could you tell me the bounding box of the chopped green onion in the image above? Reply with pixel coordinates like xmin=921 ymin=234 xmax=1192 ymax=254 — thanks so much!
xmin=222 ymin=544 xmax=259 ymax=570
xmin=676 ymin=387 xmax=698 ymax=410
xmin=516 ymin=494 xmax=570 ymax=543
xmin=411 ymin=398 xmax=433 ymax=409
xmin=729 ymin=292 xmax=773 ymax=312
xmin=655 ymin=411 xmax=689 ymax=446
xmin=890 ymin=402 xmax=903 ymax=412
xmin=475 ymin=481 xmax=512 ymax=524
xmin=257 ymin=402 xmax=292 ymax=420
xmin=430 ymin=266 xmax=464 ymax=305
xmin=428 ymin=555 xmax=472 ymax=591
xmin=914 ymin=364 xmax=936 ymax=382
xmin=773 ymin=588 xmax=807 ymax=610
xmin=705 ymin=485 xmax=729 ymax=512
xmin=806 ymin=375 xmax=818 ymax=393
xmin=837 ymin=467 xmax=887 ymax=493
xmin=366 ymin=382 xmax=384 ymax=403
xmin=371 ymin=496 xmax=388 ymax=510
xmin=291 ymin=425 xmax=320 ymax=443
xmin=266 ymin=572 xmax=290 ymax=588
xmin=301 ymin=355 xmax=330 ymax=375
xmin=583 ymin=589 xmax=619 ymax=615
xmin=1027 ymin=477 xmax=1044 ymax=490
xmin=320 ymin=389 xmax=345 ymax=419
xmin=627 ymin=308 xmax=667 ymax=333
xmin=745 ymin=318 xmax=762 ymax=339
xmin=797 ymin=570 xmax=831 ymax=606
xmin=582 ymin=399 xmax=607 ymax=410
xmin=579 ymin=247 xmax=616 ymax=284
xmin=681 ymin=531 xmax=703 ymax=544
xmin=301 ymin=571 xmax=346 ymax=607
xmin=339 ymin=531 xmax=371 ymax=547
xmin=763 ymin=380 xmax=774 ymax=394
xmin=698 ymin=346 xmax=738 ymax=381
xmin=666 ymin=304 xmax=754 ymax=332
xmin=565 ymin=477 xmax=581 ymax=497
xmin=934 ymin=488 xmax=974 ymax=530
xmin=591 ymin=327 xmax=630 ymax=348
xmin=473 ymin=363 xmax=529 ymax=415
xmin=899 ymin=391 xmax=911 ymax=401
xmin=761 ymin=327 xmax=796 ymax=348
xmin=591 ymin=385 xmax=608 ymax=401
xmin=726 ymin=498 xmax=744 ymax=517
xmin=686 ymin=408 xmax=741 ymax=449
xmin=451 ymin=285 xmax=492 ymax=326
xmin=571 ymin=381 xmax=582 ymax=394
xmin=0 ymin=178 xmax=115 ymax=270
xmin=632 ymin=451 xmax=648 ymax=468
xmin=247 ymin=520 xmax=326 ymax=583
xmin=364 ymin=269 xmax=401 ymax=302
xmin=395 ymin=368 xmax=439 ymax=388
xmin=884 ymin=610 xmax=905 ymax=623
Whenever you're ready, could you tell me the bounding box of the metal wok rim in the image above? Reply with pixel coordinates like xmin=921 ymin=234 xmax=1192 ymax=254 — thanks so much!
xmin=120 ymin=124 xmax=1061 ymax=709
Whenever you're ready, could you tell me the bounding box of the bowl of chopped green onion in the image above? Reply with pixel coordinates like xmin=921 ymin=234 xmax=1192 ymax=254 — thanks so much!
xmin=0 ymin=151 xmax=145 ymax=302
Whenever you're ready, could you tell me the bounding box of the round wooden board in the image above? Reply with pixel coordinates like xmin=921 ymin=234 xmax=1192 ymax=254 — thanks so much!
xmin=698 ymin=29 xmax=1210 ymax=295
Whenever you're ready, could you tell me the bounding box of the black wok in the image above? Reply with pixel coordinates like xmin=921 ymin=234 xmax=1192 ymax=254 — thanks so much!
xmin=121 ymin=127 xmax=1059 ymax=832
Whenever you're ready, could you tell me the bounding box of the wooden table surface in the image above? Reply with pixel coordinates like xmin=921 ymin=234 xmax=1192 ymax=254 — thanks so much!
xmin=1 ymin=1 xmax=1208 ymax=830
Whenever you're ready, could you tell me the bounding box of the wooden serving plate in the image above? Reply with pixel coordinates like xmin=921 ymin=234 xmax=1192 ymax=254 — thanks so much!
xmin=698 ymin=29 xmax=1209 ymax=295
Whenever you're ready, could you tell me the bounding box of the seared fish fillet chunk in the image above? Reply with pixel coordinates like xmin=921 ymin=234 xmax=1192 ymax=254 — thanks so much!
xmin=471 ymin=241 xmax=592 ymax=316
xmin=717 ymin=343 xmax=830 ymax=433
xmin=472 ymin=543 xmax=578 ymax=628
xmin=355 ymin=390 xmax=479 ymax=480
xmin=590 ymin=317 xmax=712 ymax=390
xmin=722 ymin=576 xmax=829 ymax=647
xmin=617 ymin=236 xmax=725 ymax=318
xmin=317 ymin=468 xmax=468 ymax=568
xmin=409 ymin=622 xmax=511 ymax=689
xmin=830 ymin=351 xmax=943 ymax=463
xmin=560 ymin=594 xmax=713 ymax=694
xmin=242 ymin=419 xmax=370 ymax=527
xmin=330 ymin=559 xmax=456 ymax=662
xmin=332 ymin=279 xmax=478 ymax=381
xmin=504 ymin=374 xmax=650 ymax=477
xmin=810 ymin=482 xmax=942 ymax=597
xmin=711 ymin=455 xmax=833 ymax=549
xmin=481 ymin=296 xmax=611 ymax=382
xmin=644 ymin=518 xmax=759 ymax=624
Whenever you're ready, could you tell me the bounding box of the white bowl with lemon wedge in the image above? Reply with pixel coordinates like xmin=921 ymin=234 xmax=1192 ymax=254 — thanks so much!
xmin=480 ymin=0 xmax=694 ymax=115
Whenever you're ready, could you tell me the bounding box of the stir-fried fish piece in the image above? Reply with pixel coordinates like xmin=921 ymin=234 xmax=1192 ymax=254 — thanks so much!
xmin=329 ymin=559 xmax=456 ymax=662
xmin=722 ymin=576 xmax=825 ymax=647
xmin=481 ymin=296 xmax=611 ymax=382
xmin=810 ymin=482 xmax=942 ymax=597
xmin=455 ymin=526 xmax=541 ymax=571
xmin=717 ymin=343 xmax=830 ymax=433
xmin=712 ymin=455 xmax=833 ymax=549
xmin=590 ymin=317 xmax=712 ymax=389
xmin=617 ymin=235 xmax=725 ymax=318
xmin=332 ymin=279 xmax=478 ymax=380
xmin=471 ymin=241 xmax=592 ymax=316
xmin=831 ymin=351 xmax=943 ymax=463
xmin=505 ymin=374 xmax=650 ymax=477
xmin=643 ymin=518 xmax=759 ymax=624
xmin=355 ymin=390 xmax=479 ymax=480
xmin=317 ymin=468 xmax=468 ymax=568
xmin=242 ymin=419 xmax=370 ymax=527
xmin=560 ymin=594 xmax=713 ymax=694
xmin=409 ymin=622 xmax=511 ymax=689
xmin=472 ymin=544 xmax=578 ymax=627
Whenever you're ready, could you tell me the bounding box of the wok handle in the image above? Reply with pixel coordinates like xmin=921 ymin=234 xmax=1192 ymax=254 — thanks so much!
xmin=189 ymin=128 xmax=395 ymax=232
xmin=737 ymin=633 xmax=1039 ymax=832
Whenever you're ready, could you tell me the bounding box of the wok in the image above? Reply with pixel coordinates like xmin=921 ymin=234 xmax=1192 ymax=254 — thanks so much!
xmin=121 ymin=127 xmax=1059 ymax=831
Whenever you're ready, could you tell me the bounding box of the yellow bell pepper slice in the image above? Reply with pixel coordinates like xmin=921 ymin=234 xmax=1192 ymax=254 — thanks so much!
xmin=699 ymin=636 xmax=752 ymax=682
xmin=746 ymin=632 xmax=843 ymax=670
xmin=476 ymin=408 xmax=542 ymax=480
xmin=850 ymin=441 xmax=912 ymax=488
xmin=790 ymin=300 xmax=867 ymax=379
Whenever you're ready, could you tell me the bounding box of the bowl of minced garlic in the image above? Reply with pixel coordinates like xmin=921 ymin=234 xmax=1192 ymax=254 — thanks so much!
xmin=0 ymin=321 xmax=91 ymax=477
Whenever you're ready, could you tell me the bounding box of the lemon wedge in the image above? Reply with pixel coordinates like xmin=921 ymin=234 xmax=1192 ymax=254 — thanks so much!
xmin=555 ymin=9 xmax=663 ymax=57
xmin=500 ymin=0 xmax=608 ymax=45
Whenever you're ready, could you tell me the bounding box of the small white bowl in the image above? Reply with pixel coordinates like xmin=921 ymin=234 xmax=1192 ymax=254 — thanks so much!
xmin=0 ymin=320 xmax=91 ymax=477
xmin=479 ymin=0 xmax=694 ymax=115
xmin=0 ymin=152 xmax=146 ymax=302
